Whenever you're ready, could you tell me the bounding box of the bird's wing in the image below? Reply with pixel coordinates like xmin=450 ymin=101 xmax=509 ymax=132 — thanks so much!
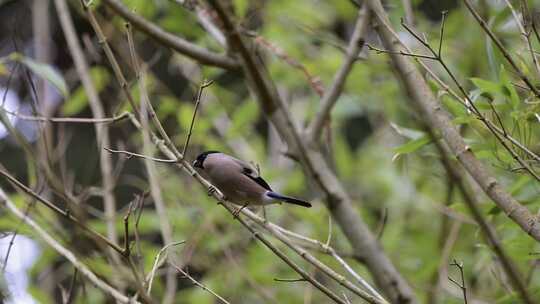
xmin=229 ymin=156 xmax=259 ymax=175
xmin=242 ymin=167 xmax=273 ymax=191
xmin=228 ymin=156 xmax=273 ymax=191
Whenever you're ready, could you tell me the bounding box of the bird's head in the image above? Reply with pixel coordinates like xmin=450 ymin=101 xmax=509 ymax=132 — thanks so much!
xmin=193 ymin=151 xmax=220 ymax=170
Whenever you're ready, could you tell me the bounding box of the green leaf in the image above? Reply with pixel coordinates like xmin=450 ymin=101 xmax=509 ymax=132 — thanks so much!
xmin=470 ymin=77 xmax=501 ymax=98
xmin=389 ymin=123 xmax=425 ymax=140
xmin=499 ymin=65 xmax=520 ymax=109
xmin=392 ymin=135 xmax=431 ymax=161
xmin=14 ymin=54 xmax=68 ymax=97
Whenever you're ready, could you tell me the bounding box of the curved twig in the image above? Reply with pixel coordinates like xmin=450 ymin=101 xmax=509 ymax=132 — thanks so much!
xmin=100 ymin=0 xmax=239 ymax=70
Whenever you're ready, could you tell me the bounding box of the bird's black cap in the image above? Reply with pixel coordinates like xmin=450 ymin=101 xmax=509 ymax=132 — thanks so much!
xmin=193 ymin=151 xmax=220 ymax=169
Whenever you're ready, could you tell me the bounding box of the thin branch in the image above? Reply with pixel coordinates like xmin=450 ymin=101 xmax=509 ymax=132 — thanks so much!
xmin=122 ymin=201 xmax=134 ymax=256
xmin=170 ymin=0 xmax=228 ymax=47
xmin=366 ymin=0 xmax=540 ymax=242
xmin=123 ymin=109 xmax=386 ymax=303
xmin=100 ymin=0 xmax=239 ymax=70
xmin=146 ymin=241 xmax=185 ymax=295
xmin=506 ymin=0 xmax=540 ymax=77
xmin=251 ymin=33 xmax=325 ymax=97
xmin=2 ymin=198 xmax=36 ymax=272
xmin=56 ymin=0 xmax=120 ymax=249
xmin=432 ymin=135 xmax=534 ymax=303
xmin=125 ymin=21 xmax=178 ymax=304
xmin=80 ymin=0 xmax=139 ymax=117
xmin=267 ymin=217 xmax=385 ymax=302
xmin=462 ymin=0 xmax=540 ymax=98
xmin=368 ymin=5 xmax=540 ymax=167
xmin=172 ymin=263 xmax=231 ymax=304
xmin=1 ymin=109 xmax=131 ymax=124
xmin=448 ymin=260 xmax=468 ymax=304
xmin=181 ymin=79 xmax=214 ymax=157
xmin=104 ymin=147 xmax=178 ymax=163
xmin=307 ymin=6 xmax=371 ymax=142
xmin=400 ymin=14 xmax=540 ymax=182
xmin=81 ymin=3 xmax=183 ymax=162
xmin=0 ymin=167 xmax=124 ymax=255
xmin=219 ymin=203 xmax=350 ymax=304
xmin=366 ymin=44 xmax=437 ymax=60
xmin=0 ymin=188 xmax=138 ymax=304
xmin=274 ymin=278 xmax=307 ymax=283
xmin=206 ymin=0 xmax=416 ymax=301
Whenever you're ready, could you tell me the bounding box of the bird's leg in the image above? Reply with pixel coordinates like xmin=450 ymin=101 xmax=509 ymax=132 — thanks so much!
xmin=262 ymin=205 xmax=268 ymax=223
xmin=207 ymin=185 xmax=217 ymax=196
xmin=233 ymin=203 xmax=249 ymax=217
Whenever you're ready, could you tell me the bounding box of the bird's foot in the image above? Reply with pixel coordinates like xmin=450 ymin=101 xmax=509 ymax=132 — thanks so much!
xmin=233 ymin=203 xmax=249 ymax=217
xmin=207 ymin=185 xmax=217 ymax=196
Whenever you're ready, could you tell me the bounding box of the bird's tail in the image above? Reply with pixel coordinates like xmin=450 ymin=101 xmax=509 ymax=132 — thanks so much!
xmin=266 ymin=192 xmax=312 ymax=208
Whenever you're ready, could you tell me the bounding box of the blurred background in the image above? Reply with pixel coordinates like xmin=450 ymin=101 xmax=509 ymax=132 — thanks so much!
xmin=0 ymin=0 xmax=539 ymax=303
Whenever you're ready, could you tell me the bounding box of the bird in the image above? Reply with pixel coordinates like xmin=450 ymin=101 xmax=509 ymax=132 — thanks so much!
xmin=193 ymin=151 xmax=311 ymax=209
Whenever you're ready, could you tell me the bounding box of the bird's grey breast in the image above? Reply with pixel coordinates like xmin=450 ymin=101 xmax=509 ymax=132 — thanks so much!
xmin=204 ymin=154 xmax=266 ymax=204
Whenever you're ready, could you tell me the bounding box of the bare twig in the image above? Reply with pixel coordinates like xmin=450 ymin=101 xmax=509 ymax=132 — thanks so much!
xmin=81 ymin=2 xmax=183 ymax=163
xmin=462 ymin=0 xmax=540 ymax=98
xmin=251 ymin=34 xmax=325 ymax=97
xmin=307 ymin=6 xmax=370 ymax=142
xmin=1 ymin=109 xmax=131 ymax=124
xmin=219 ymin=202 xmax=350 ymax=304
xmin=463 ymin=0 xmax=540 ymax=98
xmin=146 ymin=241 xmax=185 ymax=295
xmin=56 ymin=0 xmax=121 ymax=249
xmin=274 ymin=278 xmax=307 ymax=283
xmin=395 ymin=14 xmax=540 ymax=182
xmin=0 ymin=167 xmax=124 ymax=254
xmin=0 ymin=188 xmax=138 ymax=304
xmin=448 ymin=259 xmax=468 ymax=304
xmin=206 ymin=0 xmax=416 ymax=301
xmin=104 ymin=147 xmax=178 ymax=163
xmin=366 ymin=43 xmax=437 ymax=60
xmin=505 ymin=0 xmax=540 ymax=77
xmin=170 ymin=0 xmax=228 ymax=46
xmin=122 ymin=201 xmax=134 ymax=256
xmin=368 ymin=7 xmax=540 ymax=167
xmin=181 ymin=79 xmax=214 ymax=157
xmin=123 ymin=107 xmax=386 ymax=303
xmin=172 ymin=263 xmax=231 ymax=304
xmin=400 ymin=15 xmax=540 ymax=183
xmin=432 ymin=135 xmax=534 ymax=303
xmin=2 ymin=198 xmax=36 ymax=272
xmin=366 ymin=0 xmax=540 ymax=242
xmin=125 ymin=22 xmax=178 ymax=304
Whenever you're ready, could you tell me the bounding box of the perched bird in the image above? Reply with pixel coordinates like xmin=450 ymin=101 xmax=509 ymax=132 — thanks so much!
xmin=193 ymin=151 xmax=311 ymax=208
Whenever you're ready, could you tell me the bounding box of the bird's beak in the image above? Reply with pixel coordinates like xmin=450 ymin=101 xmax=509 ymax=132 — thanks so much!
xmin=193 ymin=159 xmax=202 ymax=169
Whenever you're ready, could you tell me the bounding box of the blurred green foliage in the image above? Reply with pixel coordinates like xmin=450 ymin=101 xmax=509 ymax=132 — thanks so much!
xmin=1 ymin=0 xmax=540 ymax=303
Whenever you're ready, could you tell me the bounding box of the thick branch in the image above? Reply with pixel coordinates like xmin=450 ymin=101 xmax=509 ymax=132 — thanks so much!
xmin=205 ymin=1 xmax=418 ymax=302
xmin=432 ymin=135 xmax=534 ymax=304
xmin=365 ymin=0 xmax=540 ymax=241
xmin=100 ymin=0 xmax=239 ymax=70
